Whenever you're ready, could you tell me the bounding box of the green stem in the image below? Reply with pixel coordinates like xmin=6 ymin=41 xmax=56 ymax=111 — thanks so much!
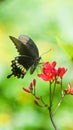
xmin=53 ymin=93 xmax=65 ymax=115
xmin=49 ymin=82 xmax=52 ymax=107
xmin=49 ymin=108 xmax=59 ymax=130
xmin=33 ymin=85 xmax=36 ymax=95
xmin=49 ymin=82 xmax=59 ymax=130
xmin=51 ymin=78 xmax=56 ymax=104
xmin=40 ymin=96 xmax=49 ymax=108
xmin=60 ymin=78 xmax=63 ymax=96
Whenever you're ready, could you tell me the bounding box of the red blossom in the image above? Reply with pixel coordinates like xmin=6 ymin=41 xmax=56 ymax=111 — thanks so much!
xmin=64 ymin=82 xmax=73 ymax=95
xmin=38 ymin=61 xmax=57 ymax=81
xmin=52 ymin=61 xmax=56 ymax=68
xmin=58 ymin=67 xmax=67 ymax=78
xmin=38 ymin=61 xmax=67 ymax=81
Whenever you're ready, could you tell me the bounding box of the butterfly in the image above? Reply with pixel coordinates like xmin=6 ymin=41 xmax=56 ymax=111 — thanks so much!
xmin=7 ymin=35 xmax=41 ymax=78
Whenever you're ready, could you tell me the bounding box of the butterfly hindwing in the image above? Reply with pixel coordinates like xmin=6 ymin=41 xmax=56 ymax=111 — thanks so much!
xmin=7 ymin=55 xmax=34 ymax=78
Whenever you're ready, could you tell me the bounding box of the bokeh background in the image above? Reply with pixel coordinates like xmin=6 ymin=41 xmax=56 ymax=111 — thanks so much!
xmin=0 ymin=0 xmax=73 ymax=130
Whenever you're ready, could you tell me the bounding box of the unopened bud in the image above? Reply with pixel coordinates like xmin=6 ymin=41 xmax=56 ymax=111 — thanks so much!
xmin=29 ymin=82 xmax=33 ymax=90
xmin=35 ymin=96 xmax=40 ymax=100
xmin=23 ymin=87 xmax=30 ymax=93
xmin=33 ymin=79 xmax=36 ymax=87
xmin=34 ymin=100 xmax=41 ymax=107
xmin=56 ymin=80 xmax=61 ymax=84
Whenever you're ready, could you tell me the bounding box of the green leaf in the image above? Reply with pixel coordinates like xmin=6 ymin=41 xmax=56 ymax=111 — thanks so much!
xmin=56 ymin=37 xmax=73 ymax=62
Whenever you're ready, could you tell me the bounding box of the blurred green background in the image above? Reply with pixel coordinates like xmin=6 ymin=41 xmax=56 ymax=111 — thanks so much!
xmin=0 ymin=0 xmax=73 ymax=130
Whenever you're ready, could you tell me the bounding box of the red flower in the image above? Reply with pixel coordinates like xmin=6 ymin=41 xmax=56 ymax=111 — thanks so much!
xmin=38 ymin=61 xmax=57 ymax=81
xmin=38 ymin=61 xmax=67 ymax=81
xmin=64 ymin=82 xmax=73 ymax=95
xmin=58 ymin=67 xmax=67 ymax=78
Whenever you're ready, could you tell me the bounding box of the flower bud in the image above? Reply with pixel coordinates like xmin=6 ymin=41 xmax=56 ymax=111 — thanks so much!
xmin=23 ymin=87 xmax=30 ymax=93
xmin=34 ymin=100 xmax=41 ymax=107
xmin=29 ymin=82 xmax=33 ymax=90
xmin=33 ymin=79 xmax=36 ymax=87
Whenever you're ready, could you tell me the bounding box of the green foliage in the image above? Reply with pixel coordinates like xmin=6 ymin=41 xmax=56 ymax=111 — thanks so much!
xmin=57 ymin=37 xmax=73 ymax=62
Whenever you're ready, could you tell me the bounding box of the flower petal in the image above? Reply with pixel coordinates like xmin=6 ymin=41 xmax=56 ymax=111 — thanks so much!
xmin=58 ymin=67 xmax=67 ymax=78
xmin=38 ymin=74 xmax=50 ymax=81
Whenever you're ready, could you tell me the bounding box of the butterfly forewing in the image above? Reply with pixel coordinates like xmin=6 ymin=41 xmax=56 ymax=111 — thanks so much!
xmin=9 ymin=36 xmax=32 ymax=57
xmin=9 ymin=35 xmax=39 ymax=59
xmin=18 ymin=35 xmax=39 ymax=59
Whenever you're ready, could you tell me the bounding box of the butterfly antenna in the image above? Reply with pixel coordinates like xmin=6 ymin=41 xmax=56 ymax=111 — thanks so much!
xmin=41 ymin=49 xmax=51 ymax=56
xmin=7 ymin=73 xmax=13 ymax=78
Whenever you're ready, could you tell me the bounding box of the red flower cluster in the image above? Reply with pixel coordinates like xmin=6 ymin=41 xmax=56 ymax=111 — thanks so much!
xmin=64 ymin=82 xmax=73 ymax=95
xmin=38 ymin=61 xmax=67 ymax=81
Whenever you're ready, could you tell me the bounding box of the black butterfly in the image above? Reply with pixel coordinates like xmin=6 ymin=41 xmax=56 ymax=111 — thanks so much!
xmin=7 ymin=35 xmax=41 ymax=78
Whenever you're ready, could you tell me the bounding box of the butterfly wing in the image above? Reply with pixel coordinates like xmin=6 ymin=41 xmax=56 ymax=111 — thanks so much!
xmin=9 ymin=35 xmax=39 ymax=59
xmin=9 ymin=36 xmax=32 ymax=57
xmin=18 ymin=35 xmax=39 ymax=59
xmin=7 ymin=55 xmax=34 ymax=78
xmin=7 ymin=35 xmax=41 ymax=79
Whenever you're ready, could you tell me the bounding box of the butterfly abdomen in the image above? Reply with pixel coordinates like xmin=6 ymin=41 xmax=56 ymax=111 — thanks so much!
xmin=7 ymin=58 xmax=27 ymax=78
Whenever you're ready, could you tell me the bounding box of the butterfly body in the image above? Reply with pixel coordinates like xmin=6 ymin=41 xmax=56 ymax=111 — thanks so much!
xmin=7 ymin=35 xmax=41 ymax=78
